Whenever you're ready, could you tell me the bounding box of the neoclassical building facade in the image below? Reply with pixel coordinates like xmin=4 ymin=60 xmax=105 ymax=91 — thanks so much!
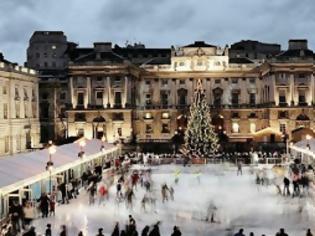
xmin=0 ymin=55 xmax=40 ymax=155
xmin=25 ymin=34 xmax=315 ymax=147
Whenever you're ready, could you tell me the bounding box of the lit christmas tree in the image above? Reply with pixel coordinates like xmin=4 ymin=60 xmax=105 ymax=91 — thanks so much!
xmin=184 ymin=79 xmax=219 ymax=157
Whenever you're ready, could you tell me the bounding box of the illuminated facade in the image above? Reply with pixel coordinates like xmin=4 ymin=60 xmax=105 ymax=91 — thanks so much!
xmin=0 ymin=54 xmax=40 ymax=155
xmin=26 ymin=33 xmax=315 ymax=146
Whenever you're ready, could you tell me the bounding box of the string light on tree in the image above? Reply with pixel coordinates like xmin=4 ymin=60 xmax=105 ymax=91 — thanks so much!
xmin=184 ymin=79 xmax=219 ymax=157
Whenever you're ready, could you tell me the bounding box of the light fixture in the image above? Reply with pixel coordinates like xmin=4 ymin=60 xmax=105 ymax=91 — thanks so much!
xmin=306 ymin=134 xmax=312 ymax=140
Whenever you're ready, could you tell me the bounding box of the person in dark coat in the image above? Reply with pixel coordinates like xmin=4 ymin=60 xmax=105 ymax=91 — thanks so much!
xmin=9 ymin=201 xmax=23 ymax=233
xmin=283 ymin=177 xmax=290 ymax=196
xmin=60 ymin=225 xmax=67 ymax=236
xmin=234 ymin=228 xmax=245 ymax=236
xmin=22 ymin=226 xmax=36 ymax=236
xmin=45 ymin=224 xmax=52 ymax=236
xmin=141 ymin=226 xmax=150 ymax=236
xmin=112 ymin=222 xmax=120 ymax=236
xmin=276 ymin=228 xmax=289 ymax=236
xmin=171 ymin=226 xmax=181 ymax=236
xmin=96 ymin=228 xmax=104 ymax=236
xmin=40 ymin=193 xmax=50 ymax=217
xmin=306 ymin=228 xmax=313 ymax=236
xmin=148 ymin=224 xmax=160 ymax=236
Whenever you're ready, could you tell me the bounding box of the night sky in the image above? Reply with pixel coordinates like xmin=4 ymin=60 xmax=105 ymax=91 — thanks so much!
xmin=0 ymin=0 xmax=314 ymax=64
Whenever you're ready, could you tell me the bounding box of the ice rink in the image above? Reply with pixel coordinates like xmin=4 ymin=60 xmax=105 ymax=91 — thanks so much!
xmin=33 ymin=164 xmax=315 ymax=235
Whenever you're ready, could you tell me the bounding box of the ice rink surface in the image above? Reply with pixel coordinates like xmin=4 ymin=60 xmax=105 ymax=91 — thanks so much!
xmin=33 ymin=164 xmax=315 ymax=235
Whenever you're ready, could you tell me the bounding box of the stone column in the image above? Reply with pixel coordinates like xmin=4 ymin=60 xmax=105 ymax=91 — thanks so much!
xmin=87 ymin=76 xmax=92 ymax=107
xmin=290 ymin=73 xmax=295 ymax=105
xmin=106 ymin=77 xmax=112 ymax=108
xmin=123 ymin=76 xmax=128 ymax=108
xmin=69 ymin=77 xmax=75 ymax=108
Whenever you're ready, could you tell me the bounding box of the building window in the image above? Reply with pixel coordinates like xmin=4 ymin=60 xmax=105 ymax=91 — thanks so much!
xmin=144 ymin=112 xmax=152 ymax=119
xmin=96 ymin=76 xmax=103 ymax=82
xmin=15 ymin=88 xmax=20 ymax=100
xmin=114 ymin=92 xmax=122 ymax=107
xmin=145 ymin=124 xmax=153 ymax=134
xmin=44 ymin=52 xmax=48 ymax=58
xmin=96 ymin=91 xmax=103 ymax=100
xmin=280 ymin=123 xmax=286 ymax=134
xmin=52 ymin=62 xmax=56 ymax=67
xmin=16 ymin=135 xmax=21 ymax=152
xmin=231 ymin=112 xmax=239 ymax=119
xmin=298 ymin=90 xmax=306 ymax=105
xmin=232 ymin=122 xmax=240 ymax=133
xmin=232 ymin=78 xmax=238 ymax=84
xmin=160 ymin=91 xmax=168 ymax=106
xmin=3 ymin=104 xmax=8 ymax=119
xmin=197 ymin=60 xmax=203 ymax=66
xmin=32 ymin=103 xmax=37 ymax=118
xmin=249 ymin=93 xmax=256 ymax=105
xmin=60 ymin=92 xmax=66 ymax=100
xmin=215 ymin=79 xmax=220 ymax=84
xmin=117 ymin=128 xmax=122 ymax=137
xmin=179 ymin=80 xmax=185 ymax=85
xmin=279 ymin=90 xmax=286 ymax=105
xmin=44 ymin=62 xmax=48 ymax=67
xmin=161 ymin=80 xmax=168 ymax=86
xmin=52 ymin=45 xmax=56 ymax=50
xmin=249 ymin=78 xmax=256 ymax=84
xmin=24 ymin=102 xmax=29 ymax=118
xmin=278 ymin=111 xmax=288 ymax=119
xmin=231 ymin=92 xmax=239 ymax=105
xmin=23 ymin=88 xmax=29 ymax=101
xmin=113 ymin=112 xmax=124 ymax=121
xmin=77 ymin=128 xmax=84 ymax=137
xmin=145 ymin=80 xmax=151 ymax=85
xmin=179 ymin=61 xmax=185 ymax=66
xmin=15 ymin=102 xmax=20 ymax=118
xmin=145 ymin=94 xmax=152 ymax=106
xmin=161 ymin=112 xmax=170 ymax=119
xmin=162 ymin=123 xmax=170 ymax=133
xmin=75 ymin=113 xmax=86 ymax=122
xmin=77 ymin=92 xmax=84 ymax=106
xmin=4 ymin=136 xmax=9 ymax=153
xmin=3 ymin=86 xmax=7 ymax=95
xmin=250 ymin=123 xmax=256 ymax=134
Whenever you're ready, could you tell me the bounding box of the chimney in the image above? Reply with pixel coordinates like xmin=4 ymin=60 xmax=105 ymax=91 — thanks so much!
xmin=288 ymin=39 xmax=308 ymax=50
xmin=94 ymin=42 xmax=112 ymax=52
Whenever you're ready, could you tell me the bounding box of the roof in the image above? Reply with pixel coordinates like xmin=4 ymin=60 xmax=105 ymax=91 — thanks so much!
xmin=0 ymin=139 xmax=117 ymax=194
xmin=183 ymin=41 xmax=216 ymax=48
xmin=229 ymin=57 xmax=254 ymax=64
xmin=276 ymin=49 xmax=314 ymax=59
xmin=73 ymin=51 xmax=125 ymax=63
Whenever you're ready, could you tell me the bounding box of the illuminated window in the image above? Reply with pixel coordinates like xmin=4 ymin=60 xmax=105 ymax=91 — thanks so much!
xmin=250 ymin=123 xmax=256 ymax=133
xmin=145 ymin=124 xmax=153 ymax=134
xmin=161 ymin=112 xmax=170 ymax=119
xmin=232 ymin=122 xmax=240 ymax=133
xmin=52 ymin=45 xmax=56 ymax=50
xmin=280 ymin=123 xmax=286 ymax=134
xmin=144 ymin=112 xmax=152 ymax=119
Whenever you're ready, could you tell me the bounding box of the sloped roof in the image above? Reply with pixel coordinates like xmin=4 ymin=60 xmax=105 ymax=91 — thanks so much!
xmin=183 ymin=41 xmax=216 ymax=48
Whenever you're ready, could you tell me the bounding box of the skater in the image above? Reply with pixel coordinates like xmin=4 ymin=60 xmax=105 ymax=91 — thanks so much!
xmin=88 ymin=182 xmax=97 ymax=205
xmin=60 ymin=225 xmax=67 ymax=236
xmin=169 ymin=186 xmax=174 ymax=201
xmin=141 ymin=194 xmax=149 ymax=211
xmin=141 ymin=226 xmax=150 ymax=236
xmin=116 ymin=182 xmax=122 ymax=197
xmin=237 ymin=160 xmax=242 ymax=176
xmin=171 ymin=226 xmax=182 ymax=236
xmin=283 ymin=177 xmax=290 ymax=196
xmin=306 ymin=228 xmax=313 ymax=236
xmin=45 ymin=224 xmax=52 ymax=236
xmin=39 ymin=193 xmax=50 ymax=218
xmin=78 ymin=232 xmax=84 ymax=236
xmin=161 ymin=184 xmax=169 ymax=203
xmin=98 ymin=183 xmax=107 ymax=205
xmin=126 ymin=189 xmax=135 ymax=209
xmin=22 ymin=226 xmax=36 ymax=236
xmin=96 ymin=228 xmax=104 ymax=236
xmin=111 ymin=222 xmax=120 ymax=236
xmin=50 ymin=197 xmax=56 ymax=216
xmin=10 ymin=201 xmax=23 ymax=233
xmin=234 ymin=228 xmax=245 ymax=236
xmin=23 ymin=201 xmax=34 ymax=227
xmin=275 ymin=228 xmax=288 ymax=236
xmin=149 ymin=222 xmax=160 ymax=236
xmin=129 ymin=215 xmax=136 ymax=228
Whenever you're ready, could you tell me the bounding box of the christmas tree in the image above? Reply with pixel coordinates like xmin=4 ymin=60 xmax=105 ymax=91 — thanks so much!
xmin=184 ymin=79 xmax=219 ymax=157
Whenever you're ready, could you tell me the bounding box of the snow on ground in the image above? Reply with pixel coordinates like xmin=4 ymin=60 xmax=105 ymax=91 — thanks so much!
xmin=33 ymin=164 xmax=315 ymax=235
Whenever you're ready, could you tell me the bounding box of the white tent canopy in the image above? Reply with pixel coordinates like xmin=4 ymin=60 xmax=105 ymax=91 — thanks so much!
xmin=0 ymin=139 xmax=118 ymax=195
xmin=289 ymin=138 xmax=315 ymax=160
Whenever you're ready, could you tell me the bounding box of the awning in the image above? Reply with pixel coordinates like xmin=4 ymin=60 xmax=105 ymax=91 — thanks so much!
xmin=0 ymin=139 xmax=118 ymax=195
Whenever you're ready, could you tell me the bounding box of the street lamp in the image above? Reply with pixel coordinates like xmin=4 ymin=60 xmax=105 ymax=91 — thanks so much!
xmin=46 ymin=140 xmax=56 ymax=194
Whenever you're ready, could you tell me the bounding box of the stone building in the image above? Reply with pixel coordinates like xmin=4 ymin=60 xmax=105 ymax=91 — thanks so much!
xmin=0 ymin=53 xmax=40 ymax=155
xmin=25 ymin=32 xmax=315 ymax=149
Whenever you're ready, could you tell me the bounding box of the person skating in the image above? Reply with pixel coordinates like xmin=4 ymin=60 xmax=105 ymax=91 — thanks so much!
xmin=60 ymin=225 xmax=67 ymax=236
xmin=234 ymin=228 xmax=245 ymax=236
xmin=283 ymin=177 xmax=290 ymax=196
xmin=171 ymin=226 xmax=181 ymax=236
xmin=306 ymin=229 xmax=313 ymax=236
xmin=22 ymin=226 xmax=36 ymax=236
xmin=111 ymin=222 xmax=120 ymax=236
xmin=39 ymin=193 xmax=50 ymax=218
xmin=23 ymin=201 xmax=34 ymax=227
xmin=96 ymin=228 xmax=105 ymax=236
xmin=148 ymin=223 xmax=160 ymax=236
xmin=126 ymin=189 xmax=135 ymax=209
xmin=275 ymin=228 xmax=289 ymax=236
xmin=249 ymin=232 xmax=254 ymax=236
xmin=169 ymin=187 xmax=174 ymax=201
xmin=161 ymin=184 xmax=169 ymax=203
xmin=141 ymin=226 xmax=150 ymax=236
xmin=45 ymin=224 xmax=52 ymax=236
xmin=78 ymin=231 xmax=84 ymax=236
xmin=129 ymin=215 xmax=136 ymax=228
xmin=237 ymin=161 xmax=242 ymax=176
xmin=10 ymin=200 xmax=23 ymax=233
